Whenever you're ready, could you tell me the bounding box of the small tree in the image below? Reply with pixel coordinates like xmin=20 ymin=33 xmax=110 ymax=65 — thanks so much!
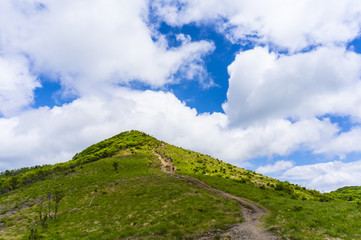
xmin=47 ymin=193 xmax=53 ymax=220
xmin=112 ymin=161 xmax=119 ymax=171
xmin=44 ymin=188 xmax=65 ymax=221
xmin=53 ymin=189 xmax=65 ymax=219
xmin=38 ymin=198 xmax=48 ymax=227
xmin=9 ymin=176 xmax=19 ymax=190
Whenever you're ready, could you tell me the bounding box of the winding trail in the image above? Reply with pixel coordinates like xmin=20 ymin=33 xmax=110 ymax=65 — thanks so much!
xmin=153 ymin=150 xmax=281 ymax=240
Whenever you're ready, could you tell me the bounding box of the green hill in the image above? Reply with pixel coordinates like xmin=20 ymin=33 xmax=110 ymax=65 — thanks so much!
xmin=0 ymin=130 xmax=360 ymax=239
xmin=330 ymin=186 xmax=361 ymax=202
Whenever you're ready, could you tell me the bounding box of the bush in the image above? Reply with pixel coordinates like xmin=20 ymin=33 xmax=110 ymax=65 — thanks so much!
xmin=274 ymin=181 xmax=295 ymax=195
xmin=112 ymin=162 xmax=119 ymax=171
xmin=233 ymin=178 xmax=247 ymax=184
xmin=292 ymin=205 xmax=303 ymax=211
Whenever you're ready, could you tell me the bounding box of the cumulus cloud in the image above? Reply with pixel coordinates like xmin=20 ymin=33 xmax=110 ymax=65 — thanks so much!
xmin=256 ymin=160 xmax=294 ymax=175
xmin=0 ymin=55 xmax=40 ymax=116
xmin=0 ymin=88 xmax=341 ymax=173
xmin=314 ymin=127 xmax=361 ymax=158
xmin=223 ymin=46 xmax=361 ymax=127
xmin=282 ymin=160 xmax=361 ymax=192
xmin=0 ymin=85 xmax=357 ymax=193
xmin=152 ymin=0 xmax=361 ymax=51
xmin=0 ymin=0 xmax=214 ymax=95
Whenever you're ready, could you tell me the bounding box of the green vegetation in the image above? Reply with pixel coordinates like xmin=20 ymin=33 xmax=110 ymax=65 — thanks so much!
xmin=0 ymin=131 xmax=242 ymax=239
xmin=160 ymin=143 xmax=361 ymax=239
xmin=330 ymin=186 xmax=361 ymax=202
xmin=0 ymin=130 xmax=360 ymax=239
xmin=156 ymin=144 xmax=331 ymax=201
xmin=0 ymin=131 xmax=160 ymax=194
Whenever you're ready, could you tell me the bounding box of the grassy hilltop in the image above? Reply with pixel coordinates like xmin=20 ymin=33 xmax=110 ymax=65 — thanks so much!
xmin=0 ymin=130 xmax=360 ymax=239
xmin=330 ymin=186 xmax=361 ymax=202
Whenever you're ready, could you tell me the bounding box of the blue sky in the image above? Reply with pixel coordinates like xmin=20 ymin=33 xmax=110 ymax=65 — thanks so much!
xmin=2 ymin=0 xmax=361 ymax=192
xmin=161 ymin=23 xmax=238 ymax=113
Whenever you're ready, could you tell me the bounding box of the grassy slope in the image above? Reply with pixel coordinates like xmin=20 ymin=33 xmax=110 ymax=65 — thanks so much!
xmin=330 ymin=186 xmax=361 ymax=202
xmin=160 ymin=143 xmax=361 ymax=240
xmin=0 ymin=133 xmax=242 ymax=239
xmin=0 ymin=130 xmax=360 ymax=240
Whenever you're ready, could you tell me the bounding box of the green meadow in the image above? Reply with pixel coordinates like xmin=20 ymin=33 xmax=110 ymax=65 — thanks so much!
xmin=0 ymin=150 xmax=242 ymax=239
xmin=156 ymin=138 xmax=361 ymax=239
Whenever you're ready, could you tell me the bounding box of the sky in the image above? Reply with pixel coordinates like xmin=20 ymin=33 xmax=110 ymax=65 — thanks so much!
xmin=2 ymin=0 xmax=361 ymax=192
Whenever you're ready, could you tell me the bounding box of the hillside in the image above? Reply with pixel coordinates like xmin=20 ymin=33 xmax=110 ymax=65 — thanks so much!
xmin=330 ymin=186 xmax=361 ymax=202
xmin=0 ymin=130 xmax=360 ymax=239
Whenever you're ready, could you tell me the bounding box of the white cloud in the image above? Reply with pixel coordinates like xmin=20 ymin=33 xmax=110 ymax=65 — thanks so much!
xmin=314 ymin=127 xmax=361 ymax=158
xmin=223 ymin=46 xmax=361 ymax=127
xmin=152 ymin=0 xmax=361 ymax=51
xmin=256 ymin=160 xmax=294 ymax=175
xmin=282 ymin=160 xmax=361 ymax=192
xmin=0 ymin=55 xmax=40 ymax=116
xmin=0 ymin=89 xmax=214 ymax=170
xmin=225 ymin=118 xmax=339 ymax=162
xmin=0 ymin=86 xmax=358 ymax=192
xmin=0 ymin=0 xmax=214 ymax=95
xmin=0 ymin=88 xmax=340 ymax=173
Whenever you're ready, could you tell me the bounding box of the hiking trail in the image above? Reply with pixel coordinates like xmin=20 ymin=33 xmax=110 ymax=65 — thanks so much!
xmin=153 ymin=150 xmax=281 ymax=240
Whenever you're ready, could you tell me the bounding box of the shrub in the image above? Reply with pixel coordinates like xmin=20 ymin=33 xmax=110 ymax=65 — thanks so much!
xmin=112 ymin=162 xmax=119 ymax=171
xmin=292 ymin=205 xmax=303 ymax=211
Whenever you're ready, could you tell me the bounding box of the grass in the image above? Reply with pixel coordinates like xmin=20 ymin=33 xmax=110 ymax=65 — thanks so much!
xmin=0 ymin=149 xmax=243 ymax=239
xmin=187 ymin=174 xmax=361 ymax=240
xmin=1 ymin=130 xmax=360 ymax=239
xmin=160 ymin=143 xmax=361 ymax=240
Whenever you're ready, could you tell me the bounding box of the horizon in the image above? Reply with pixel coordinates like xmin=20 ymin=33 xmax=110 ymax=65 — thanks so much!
xmin=2 ymin=0 xmax=361 ymax=192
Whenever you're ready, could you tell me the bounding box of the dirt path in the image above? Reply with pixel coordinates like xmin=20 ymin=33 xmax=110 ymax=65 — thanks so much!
xmin=153 ymin=150 xmax=281 ymax=240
